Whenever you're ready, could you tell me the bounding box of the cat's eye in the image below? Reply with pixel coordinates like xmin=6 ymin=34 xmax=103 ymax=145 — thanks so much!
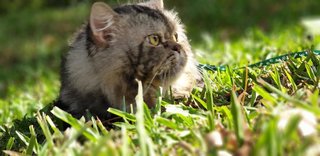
xmin=147 ymin=34 xmax=160 ymax=46
xmin=173 ymin=33 xmax=178 ymax=42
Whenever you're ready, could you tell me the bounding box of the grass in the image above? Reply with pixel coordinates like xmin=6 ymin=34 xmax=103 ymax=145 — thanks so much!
xmin=0 ymin=2 xmax=320 ymax=156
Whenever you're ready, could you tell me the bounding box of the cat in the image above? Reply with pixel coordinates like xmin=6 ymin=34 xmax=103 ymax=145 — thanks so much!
xmin=55 ymin=0 xmax=200 ymax=119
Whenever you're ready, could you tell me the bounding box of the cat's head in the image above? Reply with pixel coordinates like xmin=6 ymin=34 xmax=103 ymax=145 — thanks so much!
xmin=88 ymin=0 xmax=192 ymax=87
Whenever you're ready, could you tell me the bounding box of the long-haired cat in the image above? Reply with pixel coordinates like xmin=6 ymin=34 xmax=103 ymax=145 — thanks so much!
xmin=55 ymin=0 xmax=200 ymax=119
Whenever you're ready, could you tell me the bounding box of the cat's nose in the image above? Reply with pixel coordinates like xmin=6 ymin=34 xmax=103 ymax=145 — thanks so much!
xmin=164 ymin=41 xmax=182 ymax=53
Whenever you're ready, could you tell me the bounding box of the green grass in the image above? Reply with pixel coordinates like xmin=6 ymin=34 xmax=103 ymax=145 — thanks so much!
xmin=0 ymin=2 xmax=320 ymax=156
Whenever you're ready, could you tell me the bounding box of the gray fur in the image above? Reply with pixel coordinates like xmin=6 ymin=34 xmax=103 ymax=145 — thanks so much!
xmin=56 ymin=0 xmax=200 ymax=119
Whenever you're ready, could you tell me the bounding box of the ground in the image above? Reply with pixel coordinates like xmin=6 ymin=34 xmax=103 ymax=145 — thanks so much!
xmin=0 ymin=1 xmax=320 ymax=156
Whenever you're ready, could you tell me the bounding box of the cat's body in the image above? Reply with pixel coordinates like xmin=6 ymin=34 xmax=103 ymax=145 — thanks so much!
xmin=55 ymin=0 xmax=200 ymax=119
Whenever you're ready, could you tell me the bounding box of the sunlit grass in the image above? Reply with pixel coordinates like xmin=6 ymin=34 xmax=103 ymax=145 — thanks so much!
xmin=0 ymin=2 xmax=320 ymax=156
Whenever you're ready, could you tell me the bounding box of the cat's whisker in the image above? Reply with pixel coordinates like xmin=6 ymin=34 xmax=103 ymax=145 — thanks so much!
xmin=167 ymin=71 xmax=173 ymax=85
xmin=163 ymin=70 xmax=169 ymax=89
xmin=165 ymin=70 xmax=169 ymax=86
xmin=167 ymin=70 xmax=171 ymax=87
xmin=162 ymin=71 xmax=165 ymax=83
xmin=160 ymin=71 xmax=166 ymax=87
xmin=143 ymin=70 xmax=159 ymax=95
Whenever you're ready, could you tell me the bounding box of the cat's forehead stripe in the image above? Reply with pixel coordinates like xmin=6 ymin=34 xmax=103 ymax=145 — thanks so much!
xmin=114 ymin=5 xmax=174 ymax=32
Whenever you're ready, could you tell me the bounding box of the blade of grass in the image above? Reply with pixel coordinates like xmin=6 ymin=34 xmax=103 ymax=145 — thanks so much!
xmin=207 ymin=110 xmax=215 ymax=131
xmin=15 ymin=131 xmax=30 ymax=146
xmin=91 ymin=117 xmax=99 ymax=133
xmin=191 ymin=93 xmax=208 ymax=109
xmin=269 ymin=66 xmax=283 ymax=91
xmin=252 ymin=84 xmax=277 ymax=106
xmin=310 ymin=89 xmax=319 ymax=109
xmin=143 ymin=103 xmax=154 ymax=129
xmin=26 ymin=125 xmax=38 ymax=155
xmin=112 ymin=122 xmax=136 ymax=130
xmin=156 ymin=117 xmax=179 ymax=130
xmin=305 ymin=63 xmax=317 ymax=83
xmin=258 ymin=79 xmax=320 ymax=114
xmin=108 ymin=108 xmax=136 ymax=122
xmin=45 ymin=114 xmax=63 ymax=136
xmin=26 ymin=135 xmax=36 ymax=156
xmin=36 ymin=112 xmax=54 ymax=148
xmin=248 ymin=90 xmax=257 ymax=107
xmin=135 ymin=80 xmax=152 ymax=156
xmin=5 ymin=137 xmax=15 ymax=151
xmin=230 ymin=90 xmax=244 ymax=145
xmin=203 ymin=71 xmax=214 ymax=111
xmin=51 ymin=107 xmax=98 ymax=142
xmin=283 ymin=115 xmax=301 ymax=141
xmin=283 ymin=67 xmax=298 ymax=92
xmin=121 ymin=125 xmax=130 ymax=156
xmin=97 ymin=119 xmax=109 ymax=135
xmin=155 ymin=87 xmax=163 ymax=116
xmin=218 ymin=106 xmax=233 ymax=128
xmin=266 ymin=119 xmax=278 ymax=156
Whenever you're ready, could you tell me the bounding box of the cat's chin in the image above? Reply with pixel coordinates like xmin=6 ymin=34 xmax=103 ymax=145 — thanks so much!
xmin=150 ymin=68 xmax=184 ymax=87
xmin=157 ymin=62 xmax=185 ymax=76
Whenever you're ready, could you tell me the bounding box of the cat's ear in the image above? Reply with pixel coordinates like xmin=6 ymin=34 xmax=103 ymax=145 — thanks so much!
xmin=90 ymin=2 xmax=118 ymax=45
xmin=141 ymin=0 xmax=164 ymax=10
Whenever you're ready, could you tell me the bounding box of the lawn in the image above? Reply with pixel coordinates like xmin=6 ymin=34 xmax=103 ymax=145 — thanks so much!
xmin=0 ymin=1 xmax=320 ymax=155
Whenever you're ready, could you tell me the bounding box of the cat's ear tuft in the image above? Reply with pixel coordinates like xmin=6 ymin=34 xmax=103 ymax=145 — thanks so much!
xmin=141 ymin=0 xmax=164 ymax=10
xmin=90 ymin=2 xmax=118 ymax=45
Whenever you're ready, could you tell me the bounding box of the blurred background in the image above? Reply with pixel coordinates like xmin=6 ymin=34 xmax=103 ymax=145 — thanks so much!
xmin=0 ymin=0 xmax=319 ymax=121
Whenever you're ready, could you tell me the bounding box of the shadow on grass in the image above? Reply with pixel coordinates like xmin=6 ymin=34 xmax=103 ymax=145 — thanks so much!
xmin=0 ymin=104 xmax=66 ymax=153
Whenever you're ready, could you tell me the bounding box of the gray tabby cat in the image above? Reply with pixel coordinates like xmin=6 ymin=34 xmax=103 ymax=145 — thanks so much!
xmin=55 ymin=0 xmax=200 ymax=119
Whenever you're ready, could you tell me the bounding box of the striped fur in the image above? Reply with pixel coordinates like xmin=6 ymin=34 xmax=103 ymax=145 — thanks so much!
xmin=55 ymin=0 xmax=200 ymax=119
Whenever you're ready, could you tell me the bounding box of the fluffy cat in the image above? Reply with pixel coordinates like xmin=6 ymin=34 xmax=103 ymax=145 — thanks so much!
xmin=55 ymin=0 xmax=200 ymax=119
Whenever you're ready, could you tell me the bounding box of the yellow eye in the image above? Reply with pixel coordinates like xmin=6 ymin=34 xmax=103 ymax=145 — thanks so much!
xmin=148 ymin=34 xmax=160 ymax=46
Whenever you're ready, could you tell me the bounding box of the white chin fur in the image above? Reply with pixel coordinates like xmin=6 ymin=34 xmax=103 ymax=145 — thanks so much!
xmin=171 ymin=56 xmax=200 ymax=98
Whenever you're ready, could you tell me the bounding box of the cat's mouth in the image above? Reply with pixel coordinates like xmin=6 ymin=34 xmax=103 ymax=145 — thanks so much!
xmin=150 ymin=63 xmax=185 ymax=87
xmin=138 ymin=51 xmax=187 ymax=88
